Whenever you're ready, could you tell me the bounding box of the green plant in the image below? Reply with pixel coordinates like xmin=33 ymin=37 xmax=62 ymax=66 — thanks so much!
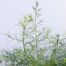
xmin=1 ymin=0 xmax=66 ymax=66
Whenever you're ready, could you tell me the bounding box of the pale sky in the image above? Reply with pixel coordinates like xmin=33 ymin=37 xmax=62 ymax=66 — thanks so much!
xmin=0 ymin=0 xmax=66 ymax=50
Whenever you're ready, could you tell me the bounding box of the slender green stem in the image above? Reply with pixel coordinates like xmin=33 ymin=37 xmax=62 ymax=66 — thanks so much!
xmin=35 ymin=12 xmax=38 ymax=57
xmin=23 ymin=26 xmax=26 ymax=55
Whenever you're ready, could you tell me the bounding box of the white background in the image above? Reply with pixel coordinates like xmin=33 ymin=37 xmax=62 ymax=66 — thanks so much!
xmin=0 ymin=0 xmax=66 ymax=50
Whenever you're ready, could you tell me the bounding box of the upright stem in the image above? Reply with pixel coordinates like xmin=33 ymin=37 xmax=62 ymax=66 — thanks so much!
xmin=33 ymin=1 xmax=40 ymax=57
xmin=52 ymin=34 xmax=60 ymax=65
xmin=23 ymin=26 xmax=26 ymax=55
xmin=56 ymin=34 xmax=59 ymax=56
xmin=35 ymin=12 xmax=38 ymax=57
xmin=56 ymin=34 xmax=59 ymax=65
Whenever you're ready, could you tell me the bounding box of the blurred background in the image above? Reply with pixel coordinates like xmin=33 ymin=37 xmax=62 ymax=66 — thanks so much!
xmin=0 ymin=0 xmax=66 ymax=50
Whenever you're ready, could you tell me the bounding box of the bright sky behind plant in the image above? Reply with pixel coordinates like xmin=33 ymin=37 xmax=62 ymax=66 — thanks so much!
xmin=0 ymin=0 xmax=66 ymax=50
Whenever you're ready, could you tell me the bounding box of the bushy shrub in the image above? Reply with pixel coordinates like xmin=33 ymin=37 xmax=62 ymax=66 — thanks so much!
xmin=1 ymin=1 xmax=66 ymax=66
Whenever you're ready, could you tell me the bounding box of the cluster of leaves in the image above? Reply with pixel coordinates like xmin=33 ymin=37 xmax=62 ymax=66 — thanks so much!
xmin=1 ymin=1 xmax=66 ymax=66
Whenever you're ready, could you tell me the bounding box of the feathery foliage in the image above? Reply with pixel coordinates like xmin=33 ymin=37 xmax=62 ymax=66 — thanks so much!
xmin=1 ymin=1 xmax=66 ymax=66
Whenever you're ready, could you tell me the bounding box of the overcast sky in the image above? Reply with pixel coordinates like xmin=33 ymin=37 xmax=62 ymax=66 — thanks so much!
xmin=0 ymin=0 xmax=66 ymax=50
